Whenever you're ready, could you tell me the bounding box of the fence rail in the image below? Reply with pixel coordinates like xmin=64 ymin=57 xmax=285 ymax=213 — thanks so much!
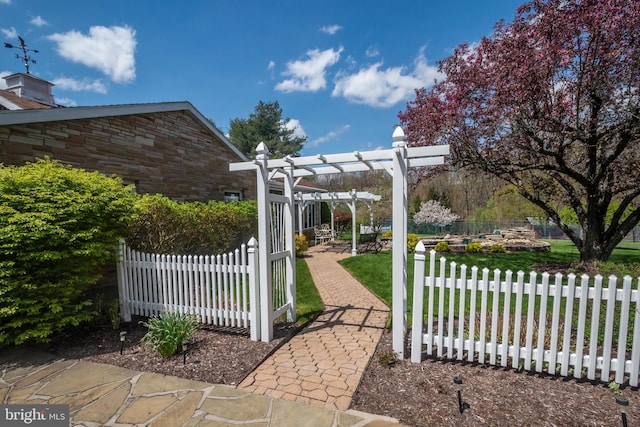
xmin=117 ymin=240 xmax=260 ymax=340
xmin=410 ymin=245 xmax=640 ymax=387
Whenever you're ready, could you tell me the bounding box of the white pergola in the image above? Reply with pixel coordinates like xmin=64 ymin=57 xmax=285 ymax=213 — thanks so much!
xmin=230 ymin=127 xmax=449 ymax=358
xmin=295 ymin=190 xmax=382 ymax=256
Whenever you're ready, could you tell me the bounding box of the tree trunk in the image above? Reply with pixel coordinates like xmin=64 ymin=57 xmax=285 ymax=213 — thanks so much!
xmin=579 ymin=213 xmax=608 ymax=264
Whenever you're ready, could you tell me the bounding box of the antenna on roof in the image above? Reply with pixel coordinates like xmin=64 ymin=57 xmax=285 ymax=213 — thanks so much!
xmin=4 ymin=36 xmax=39 ymax=74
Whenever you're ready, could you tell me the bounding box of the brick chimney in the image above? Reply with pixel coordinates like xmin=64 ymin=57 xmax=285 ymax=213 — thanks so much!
xmin=3 ymin=73 xmax=56 ymax=106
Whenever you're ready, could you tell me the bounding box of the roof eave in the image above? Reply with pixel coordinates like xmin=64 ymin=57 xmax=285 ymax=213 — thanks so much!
xmin=0 ymin=101 xmax=249 ymax=162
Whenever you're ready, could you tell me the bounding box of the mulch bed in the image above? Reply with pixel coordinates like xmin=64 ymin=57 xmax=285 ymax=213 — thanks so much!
xmin=352 ymin=331 xmax=640 ymax=426
xmin=36 ymin=316 xmax=640 ymax=427
xmin=40 ymin=316 xmax=298 ymax=386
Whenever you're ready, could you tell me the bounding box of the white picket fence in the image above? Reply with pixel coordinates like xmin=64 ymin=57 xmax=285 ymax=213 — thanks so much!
xmin=116 ymin=239 xmax=260 ymax=340
xmin=411 ymin=244 xmax=640 ymax=387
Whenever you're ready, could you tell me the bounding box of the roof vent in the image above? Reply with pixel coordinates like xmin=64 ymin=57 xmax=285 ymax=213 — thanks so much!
xmin=3 ymin=73 xmax=56 ymax=107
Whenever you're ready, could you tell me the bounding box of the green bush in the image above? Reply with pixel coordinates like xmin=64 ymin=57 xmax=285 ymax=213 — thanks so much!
xmin=465 ymin=242 xmax=484 ymax=253
xmin=490 ymin=244 xmax=506 ymax=253
xmin=434 ymin=241 xmax=451 ymax=252
xmin=127 ymin=194 xmax=257 ymax=255
xmin=407 ymin=233 xmax=422 ymax=254
xmin=0 ymin=158 xmax=136 ymax=345
xmin=141 ymin=311 xmax=198 ymax=358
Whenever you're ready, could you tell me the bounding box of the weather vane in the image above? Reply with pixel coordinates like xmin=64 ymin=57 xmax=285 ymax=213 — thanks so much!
xmin=4 ymin=36 xmax=39 ymax=74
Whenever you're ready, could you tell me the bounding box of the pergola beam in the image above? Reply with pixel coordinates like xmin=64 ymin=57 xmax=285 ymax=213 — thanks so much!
xmin=230 ymin=146 xmax=448 ymax=175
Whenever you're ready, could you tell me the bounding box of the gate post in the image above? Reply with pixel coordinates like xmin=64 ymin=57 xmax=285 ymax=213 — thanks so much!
xmin=116 ymin=239 xmax=132 ymax=323
xmin=255 ymin=142 xmax=274 ymax=342
xmin=247 ymin=237 xmax=260 ymax=341
xmin=392 ymin=126 xmax=408 ymax=359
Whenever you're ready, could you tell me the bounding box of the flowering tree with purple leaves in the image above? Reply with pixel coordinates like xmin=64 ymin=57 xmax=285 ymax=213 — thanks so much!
xmin=413 ymin=199 xmax=459 ymax=228
xmin=399 ymin=0 xmax=640 ymax=263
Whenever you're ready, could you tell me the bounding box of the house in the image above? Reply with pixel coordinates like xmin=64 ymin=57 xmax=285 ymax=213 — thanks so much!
xmin=0 ymin=73 xmax=335 ymax=236
xmin=0 ymin=73 xmax=255 ymax=202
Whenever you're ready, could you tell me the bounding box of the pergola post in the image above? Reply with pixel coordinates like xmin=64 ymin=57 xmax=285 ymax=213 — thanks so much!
xmin=283 ymin=166 xmax=296 ymax=322
xmin=392 ymin=127 xmax=408 ymax=359
xmin=296 ymin=195 xmax=305 ymax=236
xmin=350 ymin=189 xmax=357 ymax=256
xmin=255 ymin=142 xmax=273 ymax=342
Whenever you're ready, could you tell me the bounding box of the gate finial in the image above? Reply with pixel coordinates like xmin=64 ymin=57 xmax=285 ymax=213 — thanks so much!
xmin=392 ymin=126 xmax=406 ymax=147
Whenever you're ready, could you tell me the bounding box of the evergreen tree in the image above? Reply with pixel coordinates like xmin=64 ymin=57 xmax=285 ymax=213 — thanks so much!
xmin=228 ymin=101 xmax=306 ymax=159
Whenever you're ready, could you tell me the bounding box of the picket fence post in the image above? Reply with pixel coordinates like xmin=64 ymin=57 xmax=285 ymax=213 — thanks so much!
xmin=410 ymin=242 xmax=426 ymax=362
xmin=247 ymin=237 xmax=261 ymax=341
xmin=116 ymin=239 xmax=132 ymax=322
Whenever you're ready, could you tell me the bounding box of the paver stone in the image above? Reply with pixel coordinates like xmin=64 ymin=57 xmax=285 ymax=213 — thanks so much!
xmin=149 ymin=390 xmax=202 ymax=427
xmin=200 ymin=393 xmax=271 ymax=421
xmin=116 ymin=394 xmax=177 ymax=424
xmin=73 ymin=382 xmax=130 ymax=424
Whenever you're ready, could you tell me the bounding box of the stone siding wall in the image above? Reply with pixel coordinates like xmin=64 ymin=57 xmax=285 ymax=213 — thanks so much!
xmin=0 ymin=110 xmax=255 ymax=201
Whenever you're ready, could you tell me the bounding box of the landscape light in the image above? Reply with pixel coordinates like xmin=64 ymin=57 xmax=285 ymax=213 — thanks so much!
xmin=453 ymin=375 xmax=470 ymax=414
xmin=119 ymin=331 xmax=127 ymax=355
xmin=615 ymin=395 xmax=628 ymax=427
xmin=182 ymin=340 xmax=188 ymax=365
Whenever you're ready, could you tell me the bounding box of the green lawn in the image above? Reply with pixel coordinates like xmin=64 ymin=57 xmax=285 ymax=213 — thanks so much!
xmin=295 ymin=257 xmax=324 ymax=324
xmin=339 ymin=240 xmax=640 ymax=327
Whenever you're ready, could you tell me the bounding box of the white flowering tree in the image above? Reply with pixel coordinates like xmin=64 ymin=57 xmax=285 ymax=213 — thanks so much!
xmin=413 ymin=200 xmax=459 ymax=229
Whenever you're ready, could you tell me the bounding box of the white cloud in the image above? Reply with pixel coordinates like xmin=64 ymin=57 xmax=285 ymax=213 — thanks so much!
xmin=268 ymin=60 xmax=275 ymax=71
xmin=283 ymin=119 xmax=307 ymax=140
xmin=0 ymin=70 xmax=10 ymax=88
xmin=365 ymin=45 xmax=379 ymax=58
xmin=1 ymin=27 xmax=18 ymax=39
xmin=320 ymin=25 xmax=342 ymax=35
xmin=54 ymin=97 xmax=77 ymax=107
xmin=0 ymin=0 xmax=11 ymax=4
xmin=307 ymin=124 xmax=351 ymax=148
xmin=30 ymin=16 xmax=48 ymax=27
xmin=332 ymin=48 xmax=443 ymax=108
xmin=52 ymin=76 xmax=107 ymax=94
xmin=275 ymin=46 xmax=343 ymax=93
xmin=48 ymin=25 xmax=137 ymax=83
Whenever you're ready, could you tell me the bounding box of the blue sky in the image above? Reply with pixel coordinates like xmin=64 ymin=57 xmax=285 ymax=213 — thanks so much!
xmin=1 ymin=0 xmax=523 ymax=156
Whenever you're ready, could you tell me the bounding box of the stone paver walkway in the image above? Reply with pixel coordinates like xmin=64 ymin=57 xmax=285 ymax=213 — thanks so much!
xmin=239 ymin=243 xmax=390 ymax=411
xmin=1 ymin=347 xmax=405 ymax=426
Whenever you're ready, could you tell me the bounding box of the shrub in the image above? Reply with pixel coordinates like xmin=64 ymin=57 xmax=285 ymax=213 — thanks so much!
xmin=381 ymin=230 xmax=393 ymax=239
xmin=407 ymin=233 xmax=422 ymax=254
xmin=490 ymin=244 xmax=506 ymax=253
xmin=295 ymin=234 xmax=308 ymax=256
xmin=465 ymin=242 xmax=484 ymax=253
xmin=0 ymin=158 xmax=136 ymax=346
xmin=377 ymin=349 xmax=398 ymax=367
xmin=434 ymin=241 xmax=451 ymax=252
xmin=127 ymin=195 xmax=257 ymax=255
xmin=141 ymin=311 xmax=198 ymax=358
xmin=109 ymin=300 xmax=121 ymax=330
